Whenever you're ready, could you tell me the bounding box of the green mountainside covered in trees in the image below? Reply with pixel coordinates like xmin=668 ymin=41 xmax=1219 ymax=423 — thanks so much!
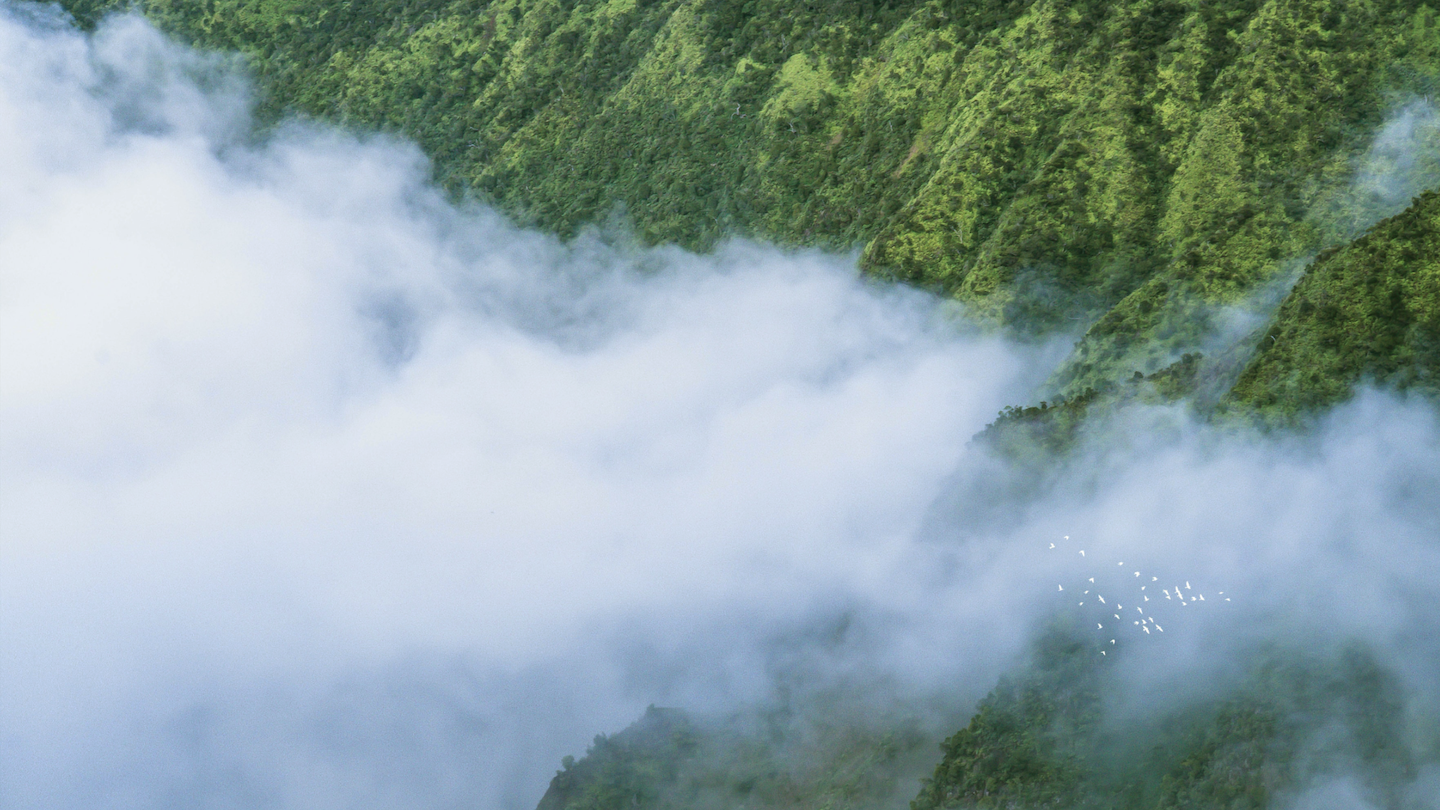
xmin=519 ymin=630 xmax=1430 ymax=810
xmin=1228 ymin=189 xmax=1439 ymax=412
xmin=50 ymin=1 xmax=1440 ymax=808
xmin=60 ymin=0 xmax=1440 ymax=413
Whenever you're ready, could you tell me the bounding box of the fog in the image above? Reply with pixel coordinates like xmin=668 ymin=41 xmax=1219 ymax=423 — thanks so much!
xmin=1312 ymin=95 xmax=1439 ymax=243
xmin=2 ymin=7 xmax=1437 ymax=810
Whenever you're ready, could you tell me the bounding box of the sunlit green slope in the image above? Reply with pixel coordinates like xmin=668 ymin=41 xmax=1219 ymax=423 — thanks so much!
xmin=60 ymin=1 xmax=1438 ymax=348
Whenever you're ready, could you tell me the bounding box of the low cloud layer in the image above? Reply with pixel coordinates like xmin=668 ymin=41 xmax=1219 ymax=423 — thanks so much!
xmin=0 ymin=9 xmax=1049 ymax=808
xmin=2 ymin=7 xmax=1437 ymax=810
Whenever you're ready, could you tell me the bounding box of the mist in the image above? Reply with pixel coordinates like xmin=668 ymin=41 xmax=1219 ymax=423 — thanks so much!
xmin=2 ymin=6 xmax=1438 ymax=810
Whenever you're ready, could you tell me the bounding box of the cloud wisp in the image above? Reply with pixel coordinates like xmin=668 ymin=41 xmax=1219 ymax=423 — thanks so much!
xmin=1 ymin=7 xmax=1438 ymax=810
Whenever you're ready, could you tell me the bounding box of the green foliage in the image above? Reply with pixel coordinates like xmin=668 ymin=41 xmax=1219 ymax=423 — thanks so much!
xmin=53 ymin=0 xmax=1436 ymax=406
xmin=977 ymin=386 xmax=1112 ymax=461
xmin=546 ymin=638 xmax=1428 ymax=810
xmin=911 ymin=634 xmax=1423 ymax=810
xmin=1227 ymin=190 xmax=1440 ymax=416
xmin=910 ymin=630 xmax=1097 ymax=810
xmin=976 ymin=352 xmax=1202 ymax=460
xmin=55 ymin=0 xmax=1435 ymax=339
xmin=537 ymin=706 xmax=700 ymax=810
xmin=534 ymin=704 xmax=935 ymax=810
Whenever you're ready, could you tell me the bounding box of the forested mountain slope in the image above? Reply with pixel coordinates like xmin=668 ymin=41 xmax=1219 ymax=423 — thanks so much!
xmin=518 ymin=628 xmax=1429 ymax=810
xmin=1227 ymin=189 xmax=1440 ymax=414
xmin=59 ymin=0 xmax=1440 ymax=407
xmin=909 ymin=634 xmax=1419 ymax=810
xmin=975 ymin=192 xmax=1439 ymax=453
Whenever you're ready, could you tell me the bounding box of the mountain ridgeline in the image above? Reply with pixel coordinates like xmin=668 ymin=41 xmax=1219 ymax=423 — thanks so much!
xmin=61 ymin=0 xmax=1439 ymax=415
xmin=50 ymin=1 xmax=1440 ymax=808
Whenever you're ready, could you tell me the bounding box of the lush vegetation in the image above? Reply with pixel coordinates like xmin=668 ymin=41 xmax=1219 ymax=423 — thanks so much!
xmin=974 ymin=349 xmax=1203 ymax=461
xmin=1227 ymin=190 xmax=1440 ymax=415
xmin=532 ymin=632 xmax=1426 ymax=810
xmin=58 ymin=0 xmax=1438 ymax=363
xmin=910 ymin=634 xmax=1422 ymax=810
xmin=533 ymin=704 xmax=936 ymax=810
xmin=47 ymin=1 xmax=1440 ymax=807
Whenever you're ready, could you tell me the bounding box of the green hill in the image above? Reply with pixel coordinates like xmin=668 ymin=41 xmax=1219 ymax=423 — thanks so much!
xmin=526 ymin=632 xmax=1431 ymax=810
xmin=58 ymin=0 xmax=1438 ymax=404
xmin=532 ymin=704 xmax=937 ymax=810
xmin=911 ymin=635 xmax=1422 ymax=810
xmin=1227 ymin=190 xmax=1440 ymax=416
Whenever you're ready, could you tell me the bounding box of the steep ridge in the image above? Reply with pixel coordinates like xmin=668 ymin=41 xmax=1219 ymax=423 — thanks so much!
xmin=531 ymin=705 xmax=937 ymax=810
xmin=524 ymin=629 xmax=1429 ymax=810
xmin=1227 ymin=190 xmax=1440 ymax=416
xmin=909 ymin=634 xmax=1418 ymax=810
xmin=58 ymin=2 xmax=1438 ymax=344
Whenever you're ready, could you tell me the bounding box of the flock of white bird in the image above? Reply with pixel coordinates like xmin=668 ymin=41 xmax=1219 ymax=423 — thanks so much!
xmin=1049 ymin=536 xmax=1230 ymax=655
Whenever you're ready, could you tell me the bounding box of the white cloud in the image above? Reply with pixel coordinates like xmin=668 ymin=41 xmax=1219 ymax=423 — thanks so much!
xmin=1 ymin=7 xmax=1437 ymax=810
xmin=0 ymin=8 xmax=1045 ymax=808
